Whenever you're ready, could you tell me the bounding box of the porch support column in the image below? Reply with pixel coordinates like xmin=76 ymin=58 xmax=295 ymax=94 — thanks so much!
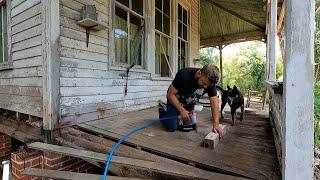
xmin=218 ymin=45 xmax=223 ymax=87
xmin=283 ymin=0 xmax=314 ymax=179
xmin=268 ymin=0 xmax=277 ymax=81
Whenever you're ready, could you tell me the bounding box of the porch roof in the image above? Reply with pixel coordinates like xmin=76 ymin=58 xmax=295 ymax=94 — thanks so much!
xmin=200 ymin=0 xmax=268 ymax=47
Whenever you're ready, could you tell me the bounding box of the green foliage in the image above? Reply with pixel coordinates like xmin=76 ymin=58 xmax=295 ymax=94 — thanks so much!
xmin=199 ymin=41 xmax=266 ymax=95
xmin=315 ymin=2 xmax=320 ymax=147
xmin=315 ymin=83 xmax=320 ymax=147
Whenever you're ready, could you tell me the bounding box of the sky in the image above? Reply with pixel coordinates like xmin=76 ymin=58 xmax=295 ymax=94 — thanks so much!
xmin=200 ymin=39 xmax=281 ymax=60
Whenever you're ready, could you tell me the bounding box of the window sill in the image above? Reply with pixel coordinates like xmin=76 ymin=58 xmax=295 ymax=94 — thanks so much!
xmin=151 ymin=75 xmax=173 ymax=81
xmin=0 ymin=63 xmax=13 ymax=71
xmin=109 ymin=65 xmax=151 ymax=74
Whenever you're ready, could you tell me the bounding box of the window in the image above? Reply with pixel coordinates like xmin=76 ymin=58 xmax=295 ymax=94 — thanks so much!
xmin=114 ymin=0 xmax=144 ymax=66
xmin=0 ymin=2 xmax=8 ymax=66
xmin=155 ymin=0 xmax=171 ymax=77
xmin=177 ymin=4 xmax=189 ymax=70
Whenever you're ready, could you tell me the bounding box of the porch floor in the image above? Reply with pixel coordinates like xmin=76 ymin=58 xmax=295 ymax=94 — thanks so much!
xmin=77 ymin=102 xmax=280 ymax=179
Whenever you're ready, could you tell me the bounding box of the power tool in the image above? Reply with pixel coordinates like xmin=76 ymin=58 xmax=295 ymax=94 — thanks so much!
xmin=177 ymin=104 xmax=203 ymax=133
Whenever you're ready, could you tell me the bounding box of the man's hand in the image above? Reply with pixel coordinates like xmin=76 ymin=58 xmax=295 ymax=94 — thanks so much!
xmin=212 ymin=125 xmax=224 ymax=138
xmin=179 ymin=109 xmax=191 ymax=121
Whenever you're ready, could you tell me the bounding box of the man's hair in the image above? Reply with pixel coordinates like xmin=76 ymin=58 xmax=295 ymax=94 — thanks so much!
xmin=200 ymin=64 xmax=220 ymax=84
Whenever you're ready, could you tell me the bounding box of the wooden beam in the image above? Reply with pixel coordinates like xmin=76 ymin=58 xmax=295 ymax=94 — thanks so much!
xmin=22 ymin=168 xmax=144 ymax=180
xmin=58 ymin=128 xmax=239 ymax=180
xmin=277 ymin=1 xmax=285 ymax=33
xmin=205 ymin=0 xmax=265 ymax=31
xmin=282 ymin=0 xmax=314 ymax=179
xmin=42 ymin=0 xmax=60 ymax=130
xmin=27 ymin=142 xmax=242 ymax=180
xmin=0 ymin=117 xmax=43 ymax=142
xmin=201 ymin=31 xmax=266 ymax=47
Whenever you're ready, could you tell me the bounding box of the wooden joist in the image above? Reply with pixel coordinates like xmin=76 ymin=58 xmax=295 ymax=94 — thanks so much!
xmin=200 ymin=31 xmax=266 ymax=47
xmin=22 ymin=168 xmax=145 ymax=180
xmin=58 ymin=128 xmax=244 ymax=179
xmin=0 ymin=117 xmax=43 ymax=142
xmin=27 ymin=142 xmax=243 ymax=180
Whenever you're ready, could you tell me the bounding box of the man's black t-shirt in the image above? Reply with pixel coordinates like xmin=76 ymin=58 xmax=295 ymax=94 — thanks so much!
xmin=170 ymin=68 xmax=217 ymax=106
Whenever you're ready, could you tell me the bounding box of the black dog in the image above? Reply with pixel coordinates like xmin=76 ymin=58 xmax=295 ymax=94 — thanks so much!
xmin=217 ymin=85 xmax=244 ymax=126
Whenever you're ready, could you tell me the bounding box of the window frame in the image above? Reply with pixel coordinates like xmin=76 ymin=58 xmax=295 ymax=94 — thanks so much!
xmin=177 ymin=3 xmax=189 ymax=70
xmin=0 ymin=0 xmax=12 ymax=71
xmin=154 ymin=0 xmax=173 ymax=78
xmin=112 ymin=0 xmax=146 ymax=69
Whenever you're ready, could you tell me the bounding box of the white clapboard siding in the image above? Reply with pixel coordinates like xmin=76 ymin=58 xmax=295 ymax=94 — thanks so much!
xmin=60 ymin=57 xmax=108 ymax=71
xmin=60 ymin=36 xmax=108 ymax=55
xmin=0 ymin=77 xmax=43 ymax=87
xmin=0 ymin=0 xmax=43 ymax=117
xmin=11 ymin=14 xmax=41 ymax=35
xmin=60 ymin=77 xmax=171 ymax=87
xmin=13 ymin=56 xmax=42 ymax=69
xmin=12 ymin=35 xmax=42 ymax=52
xmin=12 ymin=24 xmax=42 ymax=43
xmin=11 ymin=0 xmax=40 ymax=17
xmin=11 ymin=3 xmax=40 ymax=26
xmin=0 ymin=86 xmax=42 ymax=97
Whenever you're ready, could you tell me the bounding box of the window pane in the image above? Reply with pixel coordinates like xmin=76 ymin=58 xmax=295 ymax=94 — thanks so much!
xmin=155 ymin=34 xmax=161 ymax=74
xmin=160 ymin=36 xmax=169 ymax=77
xmin=183 ymin=8 xmax=188 ymax=25
xmin=115 ymin=7 xmax=128 ymax=64
xmin=132 ymin=0 xmax=143 ymax=15
xmin=178 ymin=21 xmax=182 ymax=38
xmin=163 ymin=15 xmax=170 ymax=35
xmin=3 ymin=5 xmax=7 ymax=63
xmin=155 ymin=0 xmax=162 ymax=10
xmin=183 ymin=25 xmax=187 ymax=40
xmin=155 ymin=9 xmax=162 ymax=31
xmin=117 ymin=0 xmax=129 ymax=7
xmin=163 ymin=0 xmax=170 ymax=16
xmin=130 ymin=15 xmax=143 ymax=65
xmin=178 ymin=5 xmax=182 ymax=21
xmin=178 ymin=40 xmax=187 ymax=70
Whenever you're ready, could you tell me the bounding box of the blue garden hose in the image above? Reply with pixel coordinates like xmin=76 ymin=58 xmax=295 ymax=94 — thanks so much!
xmin=102 ymin=116 xmax=177 ymax=180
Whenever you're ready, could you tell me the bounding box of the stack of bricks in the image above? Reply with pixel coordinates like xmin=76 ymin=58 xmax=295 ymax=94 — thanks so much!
xmin=11 ymin=150 xmax=95 ymax=180
xmin=0 ymin=132 xmax=12 ymax=161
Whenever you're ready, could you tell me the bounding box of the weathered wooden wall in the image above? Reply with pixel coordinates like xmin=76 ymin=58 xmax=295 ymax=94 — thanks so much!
xmin=59 ymin=0 xmax=203 ymax=126
xmin=268 ymin=91 xmax=283 ymax=168
xmin=0 ymin=0 xmax=43 ymax=117
xmin=190 ymin=0 xmax=200 ymax=65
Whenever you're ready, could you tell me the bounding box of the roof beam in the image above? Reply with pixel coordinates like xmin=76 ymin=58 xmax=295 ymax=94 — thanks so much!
xmin=200 ymin=30 xmax=266 ymax=47
xmin=205 ymin=0 xmax=265 ymax=31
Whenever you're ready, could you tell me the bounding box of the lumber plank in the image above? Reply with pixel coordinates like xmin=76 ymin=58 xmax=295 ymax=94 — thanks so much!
xmin=22 ymin=168 xmax=144 ymax=180
xmin=27 ymin=142 xmax=243 ymax=180
xmin=0 ymin=118 xmax=43 ymax=142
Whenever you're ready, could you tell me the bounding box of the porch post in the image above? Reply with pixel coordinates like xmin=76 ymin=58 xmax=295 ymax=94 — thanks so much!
xmin=268 ymin=0 xmax=277 ymax=81
xmin=219 ymin=45 xmax=223 ymax=87
xmin=283 ymin=0 xmax=314 ymax=179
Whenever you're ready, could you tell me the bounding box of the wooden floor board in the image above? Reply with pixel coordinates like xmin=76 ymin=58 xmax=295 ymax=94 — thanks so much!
xmin=78 ymin=104 xmax=280 ymax=179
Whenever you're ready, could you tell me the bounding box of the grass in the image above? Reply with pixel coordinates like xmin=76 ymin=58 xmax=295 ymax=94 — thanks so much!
xmin=315 ymin=82 xmax=320 ymax=147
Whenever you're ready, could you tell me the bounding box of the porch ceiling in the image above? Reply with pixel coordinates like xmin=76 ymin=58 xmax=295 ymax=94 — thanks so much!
xmin=200 ymin=0 xmax=267 ymax=47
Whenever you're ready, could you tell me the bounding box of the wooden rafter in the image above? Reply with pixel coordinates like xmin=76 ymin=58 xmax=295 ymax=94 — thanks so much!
xmin=277 ymin=1 xmax=285 ymax=33
xmin=201 ymin=30 xmax=266 ymax=47
xmin=205 ymin=0 xmax=265 ymax=31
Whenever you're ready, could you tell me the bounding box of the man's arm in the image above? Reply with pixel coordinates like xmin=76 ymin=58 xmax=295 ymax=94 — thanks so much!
xmin=167 ymin=85 xmax=191 ymax=120
xmin=209 ymin=96 xmax=224 ymax=138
